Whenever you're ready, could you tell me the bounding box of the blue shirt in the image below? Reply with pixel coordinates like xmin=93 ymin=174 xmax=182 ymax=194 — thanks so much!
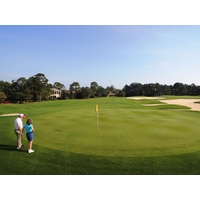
xmin=24 ymin=124 xmax=33 ymax=133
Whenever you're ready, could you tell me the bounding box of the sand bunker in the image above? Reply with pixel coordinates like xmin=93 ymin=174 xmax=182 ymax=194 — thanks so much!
xmin=127 ymin=97 xmax=164 ymax=100
xmin=128 ymin=97 xmax=200 ymax=111
xmin=160 ymin=99 xmax=200 ymax=111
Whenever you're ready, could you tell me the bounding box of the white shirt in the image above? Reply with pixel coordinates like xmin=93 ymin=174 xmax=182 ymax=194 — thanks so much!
xmin=14 ymin=117 xmax=23 ymax=130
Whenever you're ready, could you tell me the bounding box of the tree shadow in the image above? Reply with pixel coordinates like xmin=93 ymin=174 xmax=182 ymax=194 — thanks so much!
xmin=0 ymin=144 xmax=27 ymax=152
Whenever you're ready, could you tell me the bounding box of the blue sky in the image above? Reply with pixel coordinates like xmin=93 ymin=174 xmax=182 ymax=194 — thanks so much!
xmin=1 ymin=25 xmax=200 ymax=89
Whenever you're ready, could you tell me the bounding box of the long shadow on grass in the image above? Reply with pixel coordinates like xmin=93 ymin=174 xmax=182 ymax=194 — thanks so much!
xmin=0 ymin=144 xmax=27 ymax=153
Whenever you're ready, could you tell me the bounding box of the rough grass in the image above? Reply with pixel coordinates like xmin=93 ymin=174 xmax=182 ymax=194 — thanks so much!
xmin=1 ymin=96 xmax=200 ymax=174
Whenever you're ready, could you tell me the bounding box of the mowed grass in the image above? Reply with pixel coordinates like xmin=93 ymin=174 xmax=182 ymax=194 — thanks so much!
xmin=1 ymin=96 xmax=200 ymax=174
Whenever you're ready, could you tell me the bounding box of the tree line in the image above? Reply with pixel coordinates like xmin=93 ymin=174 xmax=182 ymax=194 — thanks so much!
xmin=123 ymin=82 xmax=200 ymax=97
xmin=0 ymin=73 xmax=200 ymax=103
xmin=0 ymin=73 xmax=124 ymax=103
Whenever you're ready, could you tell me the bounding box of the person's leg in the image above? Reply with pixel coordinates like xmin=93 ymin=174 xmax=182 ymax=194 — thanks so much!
xmin=15 ymin=130 xmax=22 ymax=149
xmin=28 ymin=140 xmax=33 ymax=150
xmin=28 ymin=140 xmax=34 ymax=153
xmin=27 ymin=133 xmax=34 ymax=153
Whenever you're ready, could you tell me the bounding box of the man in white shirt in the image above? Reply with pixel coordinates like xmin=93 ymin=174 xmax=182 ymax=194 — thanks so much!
xmin=14 ymin=114 xmax=26 ymax=149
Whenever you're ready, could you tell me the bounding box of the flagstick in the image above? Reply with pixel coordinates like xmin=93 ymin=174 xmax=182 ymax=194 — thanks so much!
xmin=95 ymin=104 xmax=99 ymax=132
xmin=96 ymin=110 xmax=99 ymax=132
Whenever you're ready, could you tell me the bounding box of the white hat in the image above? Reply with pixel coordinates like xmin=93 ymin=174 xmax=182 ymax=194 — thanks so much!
xmin=19 ymin=114 xmax=26 ymax=118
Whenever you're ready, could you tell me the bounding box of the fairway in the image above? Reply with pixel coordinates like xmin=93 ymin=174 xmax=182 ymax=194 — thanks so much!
xmin=1 ymin=96 xmax=200 ymax=175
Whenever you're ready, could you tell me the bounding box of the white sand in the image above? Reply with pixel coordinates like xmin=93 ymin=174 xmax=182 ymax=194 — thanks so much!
xmin=160 ymin=99 xmax=200 ymax=111
xmin=128 ymin=97 xmax=200 ymax=111
xmin=127 ymin=97 xmax=164 ymax=100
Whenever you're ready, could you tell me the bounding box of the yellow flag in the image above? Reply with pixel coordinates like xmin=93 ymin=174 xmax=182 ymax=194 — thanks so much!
xmin=95 ymin=104 xmax=98 ymax=112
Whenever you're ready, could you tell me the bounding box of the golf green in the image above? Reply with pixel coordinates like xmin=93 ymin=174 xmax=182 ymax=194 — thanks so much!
xmin=35 ymin=98 xmax=200 ymax=157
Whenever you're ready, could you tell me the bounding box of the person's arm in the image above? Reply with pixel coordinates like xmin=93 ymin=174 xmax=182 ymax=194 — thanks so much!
xmin=22 ymin=125 xmax=25 ymax=133
xmin=18 ymin=124 xmax=23 ymax=132
xmin=17 ymin=120 xmax=23 ymax=132
xmin=18 ymin=126 xmax=23 ymax=132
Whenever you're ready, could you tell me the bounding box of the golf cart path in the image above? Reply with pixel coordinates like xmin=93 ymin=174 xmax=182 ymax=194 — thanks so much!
xmin=0 ymin=113 xmax=20 ymax=117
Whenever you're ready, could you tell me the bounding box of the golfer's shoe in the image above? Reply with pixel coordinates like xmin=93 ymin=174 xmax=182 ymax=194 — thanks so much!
xmin=17 ymin=144 xmax=23 ymax=150
xmin=28 ymin=149 xmax=34 ymax=153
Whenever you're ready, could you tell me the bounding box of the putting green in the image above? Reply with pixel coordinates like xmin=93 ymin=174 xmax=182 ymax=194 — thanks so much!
xmin=31 ymin=98 xmax=200 ymax=157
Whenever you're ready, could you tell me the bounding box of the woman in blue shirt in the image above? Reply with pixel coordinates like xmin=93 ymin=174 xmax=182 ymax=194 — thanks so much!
xmin=23 ymin=118 xmax=35 ymax=153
